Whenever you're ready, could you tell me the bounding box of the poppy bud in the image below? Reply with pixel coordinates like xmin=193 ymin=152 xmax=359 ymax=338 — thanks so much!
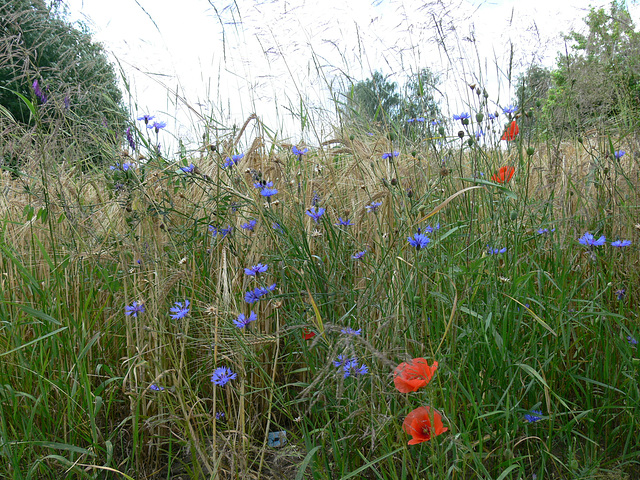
xmin=527 ymin=147 xmax=535 ymax=156
xmin=469 ymin=83 xmax=476 ymax=90
xmin=349 ymin=134 xmax=354 ymax=140
xmin=411 ymin=151 xmax=417 ymax=157
xmin=388 ymin=132 xmax=397 ymax=142
xmin=536 ymin=100 xmax=542 ymax=108
xmin=467 ymin=138 xmax=474 ymax=147
xmin=458 ymin=131 xmax=465 ymax=139
xmin=577 ymin=137 xmax=583 ymax=144
xmin=438 ymin=126 xmax=445 ymax=136
xmin=462 ymin=118 xmax=469 ymax=126
xmin=483 ymin=90 xmax=489 ymax=98
xmin=510 ymin=210 xmax=518 ymax=221
xmin=476 ymin=113 xmax=484 ymax=122
xmin=391 ymin=178 xmax=398 ymax=186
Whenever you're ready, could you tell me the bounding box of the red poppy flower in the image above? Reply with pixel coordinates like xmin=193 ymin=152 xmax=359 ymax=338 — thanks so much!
xmin=402 ymin=406 xmax=448 ymax=445
xmin=501 ymin=120 xmax=519 ymax=141
xmin=393 ymin=358 xmax=438 ymax=393
xmin=491 ymin=166 xmax=515 ymax=183
xmin=303 ymin=328 xmax=316 ymax=340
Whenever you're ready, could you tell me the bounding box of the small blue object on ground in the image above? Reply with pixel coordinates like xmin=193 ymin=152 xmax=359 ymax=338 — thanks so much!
xmin=268 ymin=430 xmax=287 ymax=447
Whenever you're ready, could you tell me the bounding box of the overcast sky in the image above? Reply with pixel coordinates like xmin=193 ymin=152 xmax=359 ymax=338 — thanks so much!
xmin=61 ymin=0 xmax=639 ymax=155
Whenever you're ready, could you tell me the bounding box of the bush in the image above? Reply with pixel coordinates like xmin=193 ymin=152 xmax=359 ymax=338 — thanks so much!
xmin=0 ymin=0 xmax=128 ymax=165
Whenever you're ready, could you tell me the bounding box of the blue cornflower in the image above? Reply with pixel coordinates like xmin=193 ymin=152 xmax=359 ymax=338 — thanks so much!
xmin=408 ymin=229 xmax=430 ymax=250
xmin=424 ymin=223 xmax=440 ymax=233
xmin=431 ymin=119 xmax=440 ymax=126
xmin=180 ymin=163 xmax=196 ymax=173
xmin=244 ymin=289 xmax=262 ymax=304
xmin=244 ymin=263 xmax=268 ymax=276
xmin=335 ymin=217 xmax=353 ymax=226
xmin=616 ymin=288 xmax=626 ymax=300
xmin=407 ymin=118 xmax=415 ymax=123
xmin=628 ymin=335 xmax=638 ymax=345
xmin=475 ymin=129 xmax=484 ymax=140
xmin=244 ymin=284 xmax=276 ymax=304
xmin=125 ymin=301 xmax=145 ymax=317
xmin=578 ymin=232 xmax=606 ymax=247
xmin=209 ymin=225 xmax=232 ymax=237
xmin=524 ymin=410 xmax=543 ymax=423
xmin=366 ymin=201 xmax=382 ymax=213
xmin=169 ymin=300 xmax=190 ymax=320
xmin=63 ymin=95 xmax=70 ymax=109
xmin=211 ymin=367 xmax=237 ymax=387
xmin=343 ymin=359 xmax=368 ymax=378
xmin=241 ymin=219 xmax=257 ymax=231
xmin=487 ymin=113 xmax=497 ymax=120
xmin=32 ymin=80 xmax=47 ymax=103
xmin=537 ymin=227 xmax=555 ymax=235
xmin=110 ymin=162 xmax=131 ymax=171
xmin=233 ymin=311 xmax=257 ymax=328
xmin=502 ymin=105 xmax=518 ymax=115
xmin=148 ymin=120 xmax=167 ymax=133
xmin=149 ymin=384 xmax=165 ymax=391
xmin=254 ymin=180 xmax=273 ymax=189
xmin=488 ymin=246 xmax=507 ymax=255
xmin=126 ymin=127 xmax=136 ymax=150
xmin=351 ymin=250 xmax=367 ymax=260
xmin=260 ymin=186 xmax=278 ymax=198
xmin=137 ymin=114 xmax=154 ymax=124
xmin=341 ymin=327 xmax=361 ymax=335
xmin=333 ymin=355 xmax=349 ymax=367
xmin=272 ymin=222 xmax=283 ymax=232
xmin=381 ymin=151 xmax=400 ymax=160
xmin=305 ymin=207 xmax=326 ymax=223
xmin=223 ymin=153 xmax=244 ymax=168
xmin=215 ymin=411 xmax=226 ymax=420
xmin=614 ymin=150 xmax=625 ymax=159
xmin=292 ymin=146 xmax=309 ymax=159
xmin=611 ymin=239 xmax=632 ymax=247
xmin=453 ymin=112 xmax=470 ymax=121
xmin=416 ymin=117 xmax=425 ymax=122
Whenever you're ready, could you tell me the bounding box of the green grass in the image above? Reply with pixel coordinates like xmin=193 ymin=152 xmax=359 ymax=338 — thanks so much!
xmin=2 ymin=34 xmax=640 ymax=480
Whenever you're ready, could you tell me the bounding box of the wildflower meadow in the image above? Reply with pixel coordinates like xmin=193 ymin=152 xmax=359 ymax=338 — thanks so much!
xmin=1 ymin=1 xmax=640 ymax=479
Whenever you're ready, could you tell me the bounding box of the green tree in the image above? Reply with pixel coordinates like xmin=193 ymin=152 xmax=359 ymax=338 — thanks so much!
xmin=340 ymin=68 xmax=441 ymax=134
xmin=343 ymin=71 xmax=402 ymax=126
xmin=513 ymin=64 xmax=552 ymax=139
xmin=401 ymin=68 xmax=440 ymax=121
xmin=542 ymin=0 xmax=640 ymax=136
xmin=0 ymin=0 xmax=128 ymax=163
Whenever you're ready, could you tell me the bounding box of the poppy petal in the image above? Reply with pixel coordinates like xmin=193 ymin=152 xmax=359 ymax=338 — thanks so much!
xmin=491 ymin=166 xmax=515 ymax=184
xmin=501 ymin=121 xmax=519 ymax=141
xmin=402 ymin=406 xmax=448 ymax=445
xmin=393 ymin=358 xmax=438 ymax=392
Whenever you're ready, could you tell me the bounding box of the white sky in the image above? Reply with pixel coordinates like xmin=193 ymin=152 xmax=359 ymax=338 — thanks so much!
xmin=61 ymin=0 xmax=639 ymax=156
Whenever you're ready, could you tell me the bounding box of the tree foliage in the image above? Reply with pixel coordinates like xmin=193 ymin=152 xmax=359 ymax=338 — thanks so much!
xmin=540 ymin=1 xmax=639 ymax=137
xmin=0 ymin=0 xmax=128 ymax=163
xmin=340 ymin=68 xmax=441 ymax=133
